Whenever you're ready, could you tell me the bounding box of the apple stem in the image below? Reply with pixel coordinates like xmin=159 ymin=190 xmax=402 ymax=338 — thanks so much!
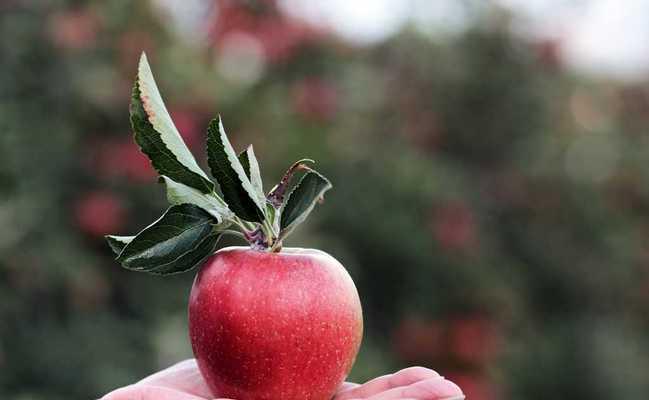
xmin=270 ymin=240 xmax=283 ymax=253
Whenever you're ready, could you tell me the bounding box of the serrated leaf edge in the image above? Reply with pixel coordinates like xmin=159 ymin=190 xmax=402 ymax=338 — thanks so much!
xmin=243 ymin=145 xmax=265 ymax=205
xmin=116 ymin=204 xmax=217 ymax=268
xmin=142 ymin=231 xmax=221 ymax=275
xmin=279 ymin=169 xmax=332 ymax=239
xmin=160 ymin=175 xmax=232 ymax=222
xmin=105 ymin=235 xmax=134 ymax=256
xmin=206 ymin=117 xmax=265 ymax=221
xmin=136 ymin=53 xmax=213 ymax=188
xmin=215 ymin=117 xmax=265 ymax=212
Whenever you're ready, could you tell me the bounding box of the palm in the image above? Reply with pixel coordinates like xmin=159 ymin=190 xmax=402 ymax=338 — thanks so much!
xmin=102 ymin=359 xmax=464 ymax=400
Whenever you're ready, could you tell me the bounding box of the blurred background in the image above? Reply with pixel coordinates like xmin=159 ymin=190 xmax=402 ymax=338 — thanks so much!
xmin=2 ymin=0 xmax=649 ymax=398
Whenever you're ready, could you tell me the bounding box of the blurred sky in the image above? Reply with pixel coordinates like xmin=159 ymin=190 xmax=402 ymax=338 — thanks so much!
xmin=157 ymin=0 xmax=649 ymax=82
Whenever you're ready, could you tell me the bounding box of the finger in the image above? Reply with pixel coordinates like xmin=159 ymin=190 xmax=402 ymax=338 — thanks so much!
xmin=337 ymin=382 xmax=361 ymax=392
xmin=102 ymin=384 xmax=208 ymax=400
xmin=135 ymin=359 xmax=213 ymax=399
xmin=334 ymin=367 xmax=440 ymax=400
xmin=365 ymin=376 xmax=463 ymax=400
xmin=398 ymin=397 xmax=464 ymax=400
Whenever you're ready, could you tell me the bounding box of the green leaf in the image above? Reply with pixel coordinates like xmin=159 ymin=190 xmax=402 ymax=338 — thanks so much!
xmin=105 ymin=235 xmax=134 ymax=256
xmin=238 ymin=148 xmax=251 ymax=179
xmin=131 ymin=53 xmax=214 ymax=193
xmin=206 ymin=117 xmax=265 ymax=222
xmin=279 ymin=169 xmax=332 ymax=237
xmin=238 ymin=145 xmax=265 ymax=205
xmin=116 ymin=204 xmax=221 ymax=275
xmin=160 ymin=175 xmax=232 ymax=222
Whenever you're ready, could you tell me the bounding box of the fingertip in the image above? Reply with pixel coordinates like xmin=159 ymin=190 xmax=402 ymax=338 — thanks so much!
xmin=403 ymin=376 xmax=464 ymax=399
xmin=441 ymin=379 xmax=464 ymax=397
xmin=338 ymin=382 xmax=362 ymax=392
xmin=435 ymin=378 xmax=464 ymax=396
xmin=175 ymin=358 xmax=199 ymax=369
xmin=399 ymin=366 xmax=441 ymax=379
xmin=388 ymin=366 xmax=440 ymax=388
xmin=100 ymin=385 xmax=135 ymax=400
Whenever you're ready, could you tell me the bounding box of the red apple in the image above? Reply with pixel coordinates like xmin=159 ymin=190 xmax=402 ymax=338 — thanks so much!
xmin=108 ymin=55 xmax=359 ymax=399
xmin=189 ymin=246 xmax=363 ymax=400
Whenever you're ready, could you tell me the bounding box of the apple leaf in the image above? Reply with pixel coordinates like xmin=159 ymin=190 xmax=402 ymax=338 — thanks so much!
xmin=238 ymin=148 xmax=251 ymax=179
xmin=160 ymin=175 xmax=232 ymax=222
xmin=206 ymin=117 xmax=265 ymax=222
xmin=279 ymin=169 xmax=332 ymax=238
xmin=105 ymin=235 xmax=134 ymax=256
xmin=238 ymin=145 xmax=265 ymax=205
xmin=131 ymin=53 xmax=214 ymax=193
xmin=116 ymin=204 xmax=221 ymax=275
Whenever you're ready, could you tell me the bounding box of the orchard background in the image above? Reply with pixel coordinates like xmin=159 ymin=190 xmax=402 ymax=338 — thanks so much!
xmin=2 ymin=1 xmax=649 ymax=399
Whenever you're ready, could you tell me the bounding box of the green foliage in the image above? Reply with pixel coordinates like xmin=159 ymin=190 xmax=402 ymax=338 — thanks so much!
xmin=240 ymin=145 xmax=265 ymax=202
xmin=3 ymin=1 xmax=649 ymax=399
xmin=131 ymin=54 xmax=214 ymax=193
xmin=161 ymin=176 xmax=231 ymax=222
xmin=112 ymin=60 xmax=334 ymax=272
xmin=115 ymin=204 xmax=221 ymax=274
xmin=206 ymin=117 xmax=266 ymax=222
xmin=105 ymin=235 xmax=134 ymax=255
xmin=280 ymin=170 xmax=332 ymax=240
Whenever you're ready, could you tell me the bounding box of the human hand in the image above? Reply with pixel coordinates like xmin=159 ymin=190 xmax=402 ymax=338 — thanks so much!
xmin=101 ymin=359 xmax=464 ymax=400
xmin=333 ymin=366 xmax=464 ymax=400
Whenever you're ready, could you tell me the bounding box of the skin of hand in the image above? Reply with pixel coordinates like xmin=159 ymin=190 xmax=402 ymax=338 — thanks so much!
xmin=101 ymin=359 xmax=464 ymax=400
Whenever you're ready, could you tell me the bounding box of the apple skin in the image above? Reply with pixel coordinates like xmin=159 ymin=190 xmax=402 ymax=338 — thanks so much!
xmin=189 ymin=246 xmax=363 ymax=400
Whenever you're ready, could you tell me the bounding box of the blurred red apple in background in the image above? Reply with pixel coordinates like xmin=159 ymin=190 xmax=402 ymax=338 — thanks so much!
xmin=432 ymin=201 xmax=477 ymax=252
xmin=49 ymin=9 xmax=100 ymax=50
xmin=447 ymin=373 xmax=498 ymax=400
xmin=75 ymin=191 xmax=126 ymax=237
xmin=449 ymin=315 xmax=500 ymax=365
xmin=392 ymin=316 xmax=442 ymax=362
xmin=292 ymin=77 xmax=338 ymax=122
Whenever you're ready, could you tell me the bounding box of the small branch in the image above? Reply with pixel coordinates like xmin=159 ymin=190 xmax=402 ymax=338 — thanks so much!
xmin=267 ymin=159 xmax=314 ymax=208
xmin=243 ymin=227 xmax=267 ymax=251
